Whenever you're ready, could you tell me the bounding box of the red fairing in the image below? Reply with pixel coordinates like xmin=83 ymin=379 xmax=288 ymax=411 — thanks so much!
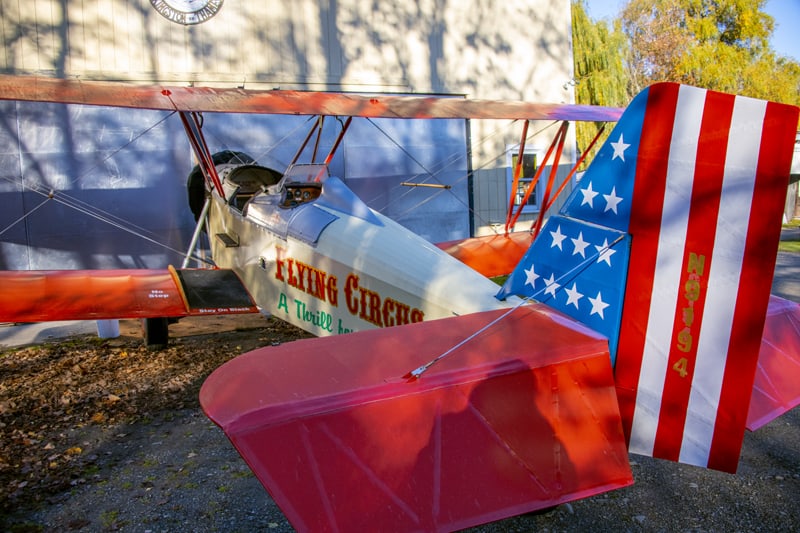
xmin=436 ymin=231 xmax=535 ymax=278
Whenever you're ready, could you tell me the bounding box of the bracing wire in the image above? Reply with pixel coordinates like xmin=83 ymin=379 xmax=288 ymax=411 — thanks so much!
xmin=369 ymin=119 xmax=561 ymax=234
xmin=63 ymin=111 xmax=177 ymax=189
xmin=0 ymin=110 xmax=212 ymax=263
xmin=200 ymin=115 xmax=317 ymax=171
xmin=404 ymin=233 xmax=625 ymax=380
xmin=1 ymin=110 xmax=176 ymax=236
xmin=0 ymin=194 xmax=51 ymax=237
xmin=1 ymin=179 xmax=203 ymax=261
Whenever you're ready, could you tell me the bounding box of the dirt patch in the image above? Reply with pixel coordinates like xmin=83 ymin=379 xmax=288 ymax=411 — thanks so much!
xmin=0 ymin=315 xmax=310 ymax=525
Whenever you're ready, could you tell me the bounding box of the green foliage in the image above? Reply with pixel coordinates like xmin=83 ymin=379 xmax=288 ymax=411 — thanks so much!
xmin=778 ymin=240 xmax=800 ymax=254
xmin=571 ymin=1 xmax=629 ymax=167
xmin=617 ymin=0 xmax=800 ymax=108
xmin=572 ymin=1 xmax=628 ymax=107
xmin=572 ymin=0 xmax=800 ymax=134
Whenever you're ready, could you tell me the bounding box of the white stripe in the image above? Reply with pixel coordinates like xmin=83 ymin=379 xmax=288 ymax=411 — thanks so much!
xmin=679 ymin=96 xmax=767 ymax=466
xmin=628 ymin=85 xmax=706 ymax=456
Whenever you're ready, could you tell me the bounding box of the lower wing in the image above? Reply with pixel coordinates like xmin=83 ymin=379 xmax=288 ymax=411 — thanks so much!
xmin=0 ymin=267 xmax=257 ymax=322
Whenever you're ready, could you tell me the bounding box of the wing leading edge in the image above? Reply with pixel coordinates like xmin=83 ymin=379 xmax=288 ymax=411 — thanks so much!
xmin=0 ymin=74 xmax=623 ymax=122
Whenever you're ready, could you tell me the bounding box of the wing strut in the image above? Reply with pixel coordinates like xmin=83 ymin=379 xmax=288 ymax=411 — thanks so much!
xmin=503 ymin=121 xmax=607 ymax=239
xmin=320 ymin=117 xmax=352 ymax=171
xmin=181 ymin=196 xmax=212 ymax=269
xmin=289 ymin=117 xmax=322 ymax=167
xmin=179 ymin=111 xmax=226 ymax=200
xmin=287 ymin=115 xmax=352 ymax=182
xmin=505 ymin=121 xmax=568 ymax=233
xmin=505 ymin=119 xmax=529 ymax=235
xmin=538 ymin=124 xmax=606 ymax=217
xmin=530 ymin=122 xmax=569 ymax=239
xmin=311 ymin=115 xmax=325 ymax=162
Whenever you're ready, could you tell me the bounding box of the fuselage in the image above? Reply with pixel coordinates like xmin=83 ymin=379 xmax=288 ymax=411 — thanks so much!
xmin=204 ymin=163 xmax=514 ymax=337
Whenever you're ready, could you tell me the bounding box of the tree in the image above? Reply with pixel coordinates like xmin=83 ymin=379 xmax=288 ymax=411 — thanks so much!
xmin=620 ymin=0 xmax=800 ymax=106
xmin=570 ymin=1 xmax=629 ymax=166
xmin=572 ymin=0 xmax=799 ymax=160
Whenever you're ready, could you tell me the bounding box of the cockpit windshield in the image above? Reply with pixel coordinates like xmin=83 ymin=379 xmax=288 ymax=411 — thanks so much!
xmin=281 ymin=164 xmax=330 ymax=184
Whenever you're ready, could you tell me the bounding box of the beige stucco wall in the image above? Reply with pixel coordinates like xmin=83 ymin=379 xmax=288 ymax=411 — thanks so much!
xmin=1 ymin=0 xmax=577 ymax=235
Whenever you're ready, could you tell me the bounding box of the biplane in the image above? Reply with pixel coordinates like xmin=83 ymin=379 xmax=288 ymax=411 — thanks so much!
xmin=0 ymin=75 xmax=799 ymax=532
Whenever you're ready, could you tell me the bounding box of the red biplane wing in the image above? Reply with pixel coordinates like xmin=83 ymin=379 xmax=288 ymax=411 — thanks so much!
xmin=0 ymin=267 xmax=257 ymax=323
xmin=0 ymin=74 xmax=623 ymax=122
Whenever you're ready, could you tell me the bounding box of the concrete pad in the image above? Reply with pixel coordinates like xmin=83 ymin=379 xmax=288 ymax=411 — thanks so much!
xmin=0 ymin=320 xmax=100 ymax=348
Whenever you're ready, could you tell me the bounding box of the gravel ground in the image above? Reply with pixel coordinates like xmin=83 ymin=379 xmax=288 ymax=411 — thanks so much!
xmin=6 ymin=405 xmax=799 ymax=533
xmin=2 ymin=248 xmax=799 ymax=532
xmin=7 ymin=405 xmax=799 ymax=533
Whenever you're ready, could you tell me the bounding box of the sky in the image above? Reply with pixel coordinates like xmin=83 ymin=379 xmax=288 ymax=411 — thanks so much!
xmin=584 ymin=0 xmax=800 ymax=62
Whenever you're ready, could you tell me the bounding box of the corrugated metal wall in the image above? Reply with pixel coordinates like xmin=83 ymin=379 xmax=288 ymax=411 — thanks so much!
xmin=0 ymin=1 xmax=574 ymax=96
xmin=0 ymin=0 xmax=577 ymax=267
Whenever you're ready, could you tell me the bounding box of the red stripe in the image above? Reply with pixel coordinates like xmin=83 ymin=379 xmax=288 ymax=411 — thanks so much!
xmin=651 ymin=92 xmax=735 ymax=460
xmin=614 ymin=83 xmax=679 ymax=441
xmin=707 ymin=101 xmax=800 ymax=470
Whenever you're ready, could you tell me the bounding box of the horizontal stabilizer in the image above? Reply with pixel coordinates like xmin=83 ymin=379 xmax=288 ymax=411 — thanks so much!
xmin=0 ymin=268 xmax=256 ymax=323
xmin=747 ymin=295 xmax=800 ymax=430
xmin=201 ymin=305 xmax=632 ymax=531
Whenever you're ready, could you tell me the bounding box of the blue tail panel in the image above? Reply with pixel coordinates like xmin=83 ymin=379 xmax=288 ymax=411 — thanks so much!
xmin=497 ymin=89 xmax=649 ymax=362
xmin=559 ymin=87 xmax=648 ymax=230
xmin=496 ymin=215 xmax=630 ymax=364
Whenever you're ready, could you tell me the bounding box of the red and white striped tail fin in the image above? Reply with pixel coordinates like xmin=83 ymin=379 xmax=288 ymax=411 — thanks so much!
xmin=495 ymin=83 xmax=798 ymax=472
xmin=611 ymin=84 xmax=798 ymax=472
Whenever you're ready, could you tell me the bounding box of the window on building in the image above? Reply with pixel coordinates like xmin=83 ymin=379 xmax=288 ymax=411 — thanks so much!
xmin=507 ymin=149 xmax=541 ymax=212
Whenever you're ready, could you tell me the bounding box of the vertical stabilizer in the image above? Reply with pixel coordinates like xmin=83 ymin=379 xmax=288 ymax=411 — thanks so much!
xmin=500 ymin=83 xmax=799 ymax=472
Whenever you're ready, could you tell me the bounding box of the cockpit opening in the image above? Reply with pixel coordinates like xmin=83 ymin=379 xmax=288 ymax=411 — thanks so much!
xmin=224 ymin=165 xmax=283 ymax=212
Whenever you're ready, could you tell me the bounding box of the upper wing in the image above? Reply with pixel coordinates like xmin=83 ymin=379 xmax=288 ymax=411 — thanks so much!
xmin=0 ymin=74 xmax=623 ymax=122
